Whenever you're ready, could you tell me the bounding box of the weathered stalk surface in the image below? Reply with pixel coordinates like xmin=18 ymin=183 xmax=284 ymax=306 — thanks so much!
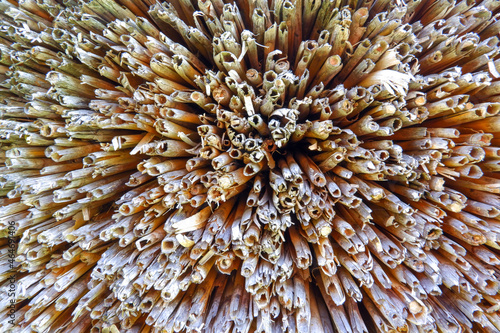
xmin=1 ymin=0 xmax=500 ymax=332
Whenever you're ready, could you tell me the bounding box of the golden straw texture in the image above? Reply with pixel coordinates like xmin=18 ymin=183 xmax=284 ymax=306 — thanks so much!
xmin=1 ymin=0 xmax=500 ymax=332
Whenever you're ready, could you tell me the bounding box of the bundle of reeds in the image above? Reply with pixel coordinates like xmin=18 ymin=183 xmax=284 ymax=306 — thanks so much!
xmin=1 ymin=0 xmax=500 ymax=332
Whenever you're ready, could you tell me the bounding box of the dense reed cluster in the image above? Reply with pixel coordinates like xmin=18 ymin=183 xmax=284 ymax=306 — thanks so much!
xmin=1 ymin=0 xmax=500 ymax=332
